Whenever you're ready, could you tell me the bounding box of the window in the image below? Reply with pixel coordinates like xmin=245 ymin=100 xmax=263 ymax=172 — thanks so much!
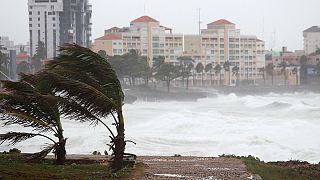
xmin=38 ymin=24 xmax=40 ymax=27
xmin=29 ymin=11 xmax=32 ymax=15
xmin=52 ymin=17 xmax=55 ymax=21
xmin=220 ymin=44 xmax=224 ymax=48
xmin=38 ymin=11 xmax=40 ymax=15
xmin=29 ymin=24 xmax=32 ymax=27
xmin=53 ymin=24 xmax=56 ymax=27
xmin=38 ymin=18 xmax=40 ymax=21
xmin=29 ymin=18 xmax=32 ymax=21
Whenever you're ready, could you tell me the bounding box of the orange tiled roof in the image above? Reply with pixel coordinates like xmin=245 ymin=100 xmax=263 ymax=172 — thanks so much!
xmin=95 ymin=34 xmax=121 ymax=41
xmin=131 ymin=16 xmax=159 ymax=23
xmin=208 ymin=19 xmax=234 ymax=25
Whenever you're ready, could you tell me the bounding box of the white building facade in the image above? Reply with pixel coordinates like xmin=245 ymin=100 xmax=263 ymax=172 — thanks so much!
xmin=28 ymin=0 xmax=92 ymax=58
xmin=303 ymin=26 xmax=320 ymax=55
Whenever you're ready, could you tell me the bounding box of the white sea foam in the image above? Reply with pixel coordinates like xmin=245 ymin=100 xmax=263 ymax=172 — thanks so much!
xmin=1 ymin=92 xmax=320 ymax=163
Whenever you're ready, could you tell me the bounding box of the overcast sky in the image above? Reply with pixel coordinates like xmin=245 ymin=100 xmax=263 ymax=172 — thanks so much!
xmin=0 ymin=0 xmax=319 ymax=51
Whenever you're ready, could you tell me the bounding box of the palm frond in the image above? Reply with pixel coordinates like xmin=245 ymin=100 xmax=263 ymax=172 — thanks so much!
xmin=26 ymin=143 xmax=55 ymax=162
xmin=0 ymin=132 xmax=42 ymax=145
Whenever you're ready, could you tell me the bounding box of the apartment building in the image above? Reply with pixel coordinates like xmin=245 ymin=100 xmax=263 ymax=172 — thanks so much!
xmin=303 ymin=26 xmax=320 ymax=55
xmin=184 ymin=19 xmax=265 ymax=83
xmin=93 ymin=16 xmax=183 ymax=66
xmin=28 ymin=0 xmax=92 ymax=58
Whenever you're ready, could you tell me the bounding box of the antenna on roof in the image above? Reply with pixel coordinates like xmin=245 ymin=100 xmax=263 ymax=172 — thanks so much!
xmin=144 ymin=2 xmax=147 ymax=15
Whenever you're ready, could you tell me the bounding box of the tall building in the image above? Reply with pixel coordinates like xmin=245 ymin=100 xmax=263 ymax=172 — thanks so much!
xmin=303 ymin=26 xmax=320 ymax=55
xmin=28 ymin=0 xmax=92 ymax=58
xmin=184 ymin=19 xmax=265 ymax=82
xmin=93 ymin=16 xmax=183 ymax=66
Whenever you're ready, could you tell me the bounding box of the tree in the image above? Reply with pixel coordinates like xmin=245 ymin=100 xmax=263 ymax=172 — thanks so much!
xmin=0 ymin=78 xmax=87 ymax=164
xmin=205 ymin=63 xmax=213 ymax=86
xmin=258 ymin=67 xmax=266 ymax=85
xmin=154 ymin=63 xmax=181 ymax=93
xmin=0 ymin=51 xmax=9 ymax=80
xmin=29 ymin=44 xmax=131 ymax=171
xmin=177 ymin=56 xmax=193 ymax=88
xmin=195 ymin=62 xmax=204 ymax=86
xmin=266 ymin=63 xmax=274 ymax=86
xmin=300 ymin=55 xmax=308 ymax=85
xmin=232 ymin=66 xmax=240 ymax=86
xmin=279 ymin=61 xmax=288 ymax=86
xmin=214 ymin=64 xmax=222 ymax=86
xmin=98 ymin=50 xmax=107 ymax=58
xmin=223 ymin=61 xmax=230 ymax=85
xmin=292 ymin=67 xmax=299 ymax=85
xmin=16 ymin=62 xmax=31 ymax=78
xmin=32 ymin=41 xmax=46 ymax=73
xmin=315 ymin=62 xmax=320 ymax=75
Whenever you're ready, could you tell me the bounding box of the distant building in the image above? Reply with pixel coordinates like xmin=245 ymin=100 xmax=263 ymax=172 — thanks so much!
xmin=184 ymin=19 xmax=265 ymax=83
xmin=303 ymin=26 xmax=320 ymax=55
xmin=93 ymin=16 xmax=183 ymax=66
xmin=28 ymin=0 xmax=92 ymax=58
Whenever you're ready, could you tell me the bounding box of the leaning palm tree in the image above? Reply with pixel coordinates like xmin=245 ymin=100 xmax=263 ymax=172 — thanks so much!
xmin=232 ymin=66 xmax=240 ymax=86
xmin=258 ymin=67 xmax=266 ymax=85
xmin=266 ymin=63 xmax=274 ymax=86
xmin=279 ymin=61 xmax=288 ymax=86
xmin=0 ymin=79 xmax=71 ymax=164
xmin=27 ymin=44 xmax=131 ymax=171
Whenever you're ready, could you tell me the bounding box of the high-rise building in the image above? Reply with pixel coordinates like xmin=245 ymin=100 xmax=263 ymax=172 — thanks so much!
xmin=93 ymin=16 xmax=183 ymax=66
xmin=28 ymin=0 xmax=92 ymax=58
xmin=303 ymin=26 xmax=320 ymax=55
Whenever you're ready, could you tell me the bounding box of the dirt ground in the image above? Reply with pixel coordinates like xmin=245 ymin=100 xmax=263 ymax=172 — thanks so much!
xmin=48 ymin=155 xmax=262 ymax=179
xmin=134 ymin=156 xmax=262 ymax=180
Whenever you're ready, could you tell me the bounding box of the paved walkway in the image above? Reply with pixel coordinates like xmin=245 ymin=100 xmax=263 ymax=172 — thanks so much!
xmin=137 ymin=156 xmax=262 ymax=180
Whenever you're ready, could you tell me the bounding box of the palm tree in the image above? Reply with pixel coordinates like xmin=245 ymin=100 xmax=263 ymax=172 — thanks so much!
xmin=258 ymin=67 xmax=266 ymax=85
xmin=195 ymin=62 xmax=204 ymax=86
xmin=205 ymin=63 xmax=213 ymax=86
xmin=223 ymin=61 xmax=230 ymax=85
xmin=154 ymin=63 xmax=181 ymax=93
xmin=0 ymin=51 xmax=9 ymax=80
xmin=28 ymin=44 xmax=131 ymax=171
xmin=177 ymin=56 xmax=193 ymax=87
xmin=214 ymin=64 xmax=222 ymax=86
xmin=279 ymin=61 xmax=288 ymax=86
xmin=0 ymin=79 xmax=82 ymax=164
xmin=232 ymin=66 xmax=240 ymax=86
xmin=292 ymin=67 xmax=299 ymax=85
xmin=266 ymin=63 xmax=274 ymax=86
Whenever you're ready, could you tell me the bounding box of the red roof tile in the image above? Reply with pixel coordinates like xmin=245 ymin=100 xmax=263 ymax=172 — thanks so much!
xmin=108 ymin=26 xmax=121 ymax=30
xmin=131 ymin=16 xmax=159 ymax=23
xmin=95 ymin=34 xmax=121 ymax=41
xmin=16 ymin=53 xmax=30 ymax=58
xmin=208 ymin=19 xmax=234 ymax=25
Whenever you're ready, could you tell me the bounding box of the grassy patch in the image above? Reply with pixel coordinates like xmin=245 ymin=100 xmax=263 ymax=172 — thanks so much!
xmin=0 ymin=154 xmax=134 ymax=180
xmin=219 ymin=154 xmax=320 ymax=180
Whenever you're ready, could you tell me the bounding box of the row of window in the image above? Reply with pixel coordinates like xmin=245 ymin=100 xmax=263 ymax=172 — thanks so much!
xmin=29 ymin=23 xmax=56 ymax=27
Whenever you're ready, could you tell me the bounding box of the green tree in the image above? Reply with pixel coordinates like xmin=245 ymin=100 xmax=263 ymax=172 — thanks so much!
xmin=177 ymin=56 xmax=193 ymax=88
xmin=195 ymin=62 xmax=204 ymax=86
xmin=232 ymin=66 xmax=240 ymax=86
xmin=258 ymin=67 xmax=266 ymax=85
xmin=300 ymin=55 xmax=308 ymax=85
xmin=266 ymin=63 xmax=275 ymax=86
xmin=205 ymin=63 xmax=213 ymax=86
xmin=0 ymin=78 xmax=89 ymax=164
xmin=279 ymin=61 xmax=288 ymax=86
xmin=32 ymin=41 xmax=46 ymax=73
xmin=315 ymin=62 xmax=320 ymax=75
xmin=0 ymin=51 xmax=9 ymax=80
xmin=214 ymin=64 xmax=222 ymax=86
xmin=154 ymin=63 xmax=181 ymax=93
xmin=223 ymin=61 xmax=230 ymax=85
xmin=292 ymin=67 xmax=299 ymax=85
xmin=16 ymin=62 xmax=31 ymax=78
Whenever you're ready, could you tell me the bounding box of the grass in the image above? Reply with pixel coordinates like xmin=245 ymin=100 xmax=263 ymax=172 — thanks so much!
xmin=219 ymin=154 xmax=320 ymax=180
xmin=0 ymin=154 xmax=134 ymax=180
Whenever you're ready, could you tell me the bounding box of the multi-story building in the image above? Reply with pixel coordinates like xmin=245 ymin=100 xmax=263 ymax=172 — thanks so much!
xmin=303 ymin=26 xmax=320 ymax=55
xmin=28 ymin=0 xmax=92 ymax=58
xmin=93 ymin=16 xmax=183 ymax=66
xmin=184 ymin=19 xmax=265 ymax=84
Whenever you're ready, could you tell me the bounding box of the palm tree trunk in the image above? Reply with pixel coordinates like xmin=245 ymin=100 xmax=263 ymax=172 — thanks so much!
xmin=111 ymin=109 xmax=126 ymax=172
xmin=271 ymin=73 xmax=274 ymax=86
xmin=167 ymin=80 xmax=170 ymax=93
xmin=201 ymin=72 xmax=204 ymax=87
xmin=186 ymin=76 xmax=189 ymax=90
xmin=219 ymin=72 xmax=222 ymax=86
xmin=55 ymin=137 xmax=67 ymax=165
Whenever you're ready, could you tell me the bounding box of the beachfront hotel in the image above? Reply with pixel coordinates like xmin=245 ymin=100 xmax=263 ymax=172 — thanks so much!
xmin=92 ymin=16 xmax=265 ymax=84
